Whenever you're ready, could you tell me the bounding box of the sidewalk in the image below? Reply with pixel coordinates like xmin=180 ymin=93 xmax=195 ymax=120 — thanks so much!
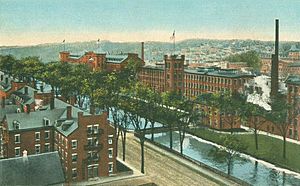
xmin=241 ymin=125 xmax=300 ymax=145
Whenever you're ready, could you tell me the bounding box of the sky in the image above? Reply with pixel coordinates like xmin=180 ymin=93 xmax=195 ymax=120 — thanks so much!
xmin=1 ymin=0 xmax=300 ymax=46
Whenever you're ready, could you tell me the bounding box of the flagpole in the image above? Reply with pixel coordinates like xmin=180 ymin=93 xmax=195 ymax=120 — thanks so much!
xmin=63 ymin=40 xmax=66 ymax=51
xmin=173 ymin=36 xmax=175 ymax=53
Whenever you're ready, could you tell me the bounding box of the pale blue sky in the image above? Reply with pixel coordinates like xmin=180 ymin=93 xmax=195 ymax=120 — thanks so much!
xmin=1 ymin=0 xmax=300 ymax=45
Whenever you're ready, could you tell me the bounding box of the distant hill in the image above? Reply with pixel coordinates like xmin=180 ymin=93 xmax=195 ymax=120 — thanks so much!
xmin=0 ymin=39 xmax=297 ymax=63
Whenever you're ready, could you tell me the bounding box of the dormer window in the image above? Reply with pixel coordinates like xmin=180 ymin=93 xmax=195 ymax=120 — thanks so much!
xmin=13 ymin=120 xmax=20 ymax=130
xmin=43 ymin=117 xmax=50 ymax=126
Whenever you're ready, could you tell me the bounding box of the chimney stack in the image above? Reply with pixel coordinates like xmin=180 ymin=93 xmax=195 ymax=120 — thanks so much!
xmin=26 ymin=104 xmax=30 ymax=114
xmin=1 ymin=96 xmax=5 ymax=108
xmin=24 ymin=86 xmax=28 ymax=95
xmin=67 ymin=106 xmax=72 ymax=120
xmin=50 ymin=90 xmax=55 ymax=109
xmin=271 ymin=19 xmax=279 ymax=97
xmin=40 ymin=85 xmax=44 ymax=92
xmin=90 ymin=105 xmax=95 ymax=115
xmin=141 ymin=42 xmax=145 ymax=62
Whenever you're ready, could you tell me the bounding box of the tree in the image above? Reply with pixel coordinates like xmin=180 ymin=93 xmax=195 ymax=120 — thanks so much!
xmin=0 ymin=55 xmax=18 ymax=76
xmin=242 ymin=102 xmax=268 ymax=150
xmin=218 ymin=92 xmax=246 ymax=133
xmin=161 ymin=91 xmax=182 ymax=150
xmin=19 ymin=56 xmax=44 ymax=87
xmin=211 ymin=135 xmax=247 ymax=175
xmin=266 ymin=95 xmax=291 ymax=159
xmin=126 ymin=83 xmax=152 ymax=174
xmin=226 ymin=51 xmax=262 ymax=71
xmin=177 ymin=99 xmax=200 ymax=154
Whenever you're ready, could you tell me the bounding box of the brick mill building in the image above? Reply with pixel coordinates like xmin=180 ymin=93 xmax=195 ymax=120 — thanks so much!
xmin=0 ymin=80 xmax=117 ymax=183
xmin=138 ymin=54 xmax=254 ymax=129
xmin=59 ymin=51 xmax=144 ymax=72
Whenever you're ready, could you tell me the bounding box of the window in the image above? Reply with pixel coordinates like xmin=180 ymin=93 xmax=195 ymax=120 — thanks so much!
xmin=87 ymin=125 xmax=93 ymax=134
xmin=45 ymin=131 xmax=50 ymax=139
xmin=108 ymin=138 xmax=113 ymax=145
xmin=88 ymin=138 xmax=93 ymax=146
xmin=108 ymin=163 xmax=113 ymax=173
xmin=14 ymin=134 xmax=20 ymax=143
xmin=93 ymin=125 xmax=99 ymax=134
xmin=72 ymin=153 xmax=78 ymax=163
xmin=15 ymin=147 xmax=20 ymax=157
xmin=108 ymin=148 xmax=113 ymax=158
xmin=35 ymin=145 xmax=41 ymax=154
xmin=72 ymin=140 xmax=78 ymax=149
xmin=35 ymin=132 xmax=40 ymax=141
xmin=43 ymin=118 xmax=50 ymax=126
xmin=45 ymin=143 xmax=50 ymax=152
xmin=72 ymin=168 xmax=77 ymax=179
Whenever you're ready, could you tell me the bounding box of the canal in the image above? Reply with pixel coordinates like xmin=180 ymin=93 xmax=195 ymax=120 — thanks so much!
xmin=146 ymin=132 xmax=300 ymax=186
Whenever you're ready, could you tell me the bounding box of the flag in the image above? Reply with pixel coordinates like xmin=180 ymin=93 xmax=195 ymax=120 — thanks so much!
xmin=62 ymin=39 xmax=65 ymax=43
xmin=170 ymin=30 xmax=175 ymax=40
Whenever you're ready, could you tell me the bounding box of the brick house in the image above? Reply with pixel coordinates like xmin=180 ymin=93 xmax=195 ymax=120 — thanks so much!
xmin=1 ymin=96 xmax=116 ymax=182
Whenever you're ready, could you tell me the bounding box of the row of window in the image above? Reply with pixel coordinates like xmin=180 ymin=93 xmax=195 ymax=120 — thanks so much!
xmin=14 ymin=131 xmax=50 ymax=144
xmin=15 ymin=144 xmax=50 ymax=157
xmin=71 ymin=163 xmax=114 ymax=179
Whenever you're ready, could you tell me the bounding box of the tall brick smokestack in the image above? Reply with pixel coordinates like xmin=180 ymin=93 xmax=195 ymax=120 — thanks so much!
xmin=271 ymin=19 xmax=279 ymax=97
xmin=141 ymin=42 xmax=145 ymax=62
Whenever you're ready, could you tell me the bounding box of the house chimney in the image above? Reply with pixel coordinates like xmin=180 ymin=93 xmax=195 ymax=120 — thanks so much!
xmin=50 ymin=90 xmax=55 ymax=109
xmin=40 ymin=85 xmax=44 ymax=92
xmin=24 ymin=86 xmax=28 ymax=95
xmin=271 ymin=19 xmax=279 ymax=97
xmin=67 ymin=106 xmax=72 ymax=120
xmin=5 ymin=77 xmax=8 ymax=84
xmin=1 ymin=96 xmax=5 ymax=108
xmin=26 ymin=104 xmax=30 ymax=114
xmin=141 ymin=42 xmax=145 ymax=62
xmin=22 ymin=149 xmax=29 ymax=163
xmin=90 ymin=104 xmax=95 ymax=115
xmin=23 ymin=150 xmax=28 ymax=157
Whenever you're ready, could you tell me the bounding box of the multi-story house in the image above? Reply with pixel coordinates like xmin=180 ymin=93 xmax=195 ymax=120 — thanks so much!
xmin=1 ymin=95 xmax=116 ymax=182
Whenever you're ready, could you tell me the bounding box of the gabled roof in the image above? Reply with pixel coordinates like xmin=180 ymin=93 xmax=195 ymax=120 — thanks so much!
xmin=0 ymin=152 xmax=65 ymax=185
xmin=106 ymin=55 xmax=128 ymax=64
xmin=6 ymin=108 xmax=65 ymax=131
xmin=11 ymin=86 xmax=37 ymax=105
xmin=285 ymin=75 xmax=300 ymax=86
xmin=0 ymin=104 xmax=18 ymax=121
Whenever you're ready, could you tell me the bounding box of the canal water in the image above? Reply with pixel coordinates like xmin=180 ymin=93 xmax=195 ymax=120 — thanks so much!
xmin=146 ymin=132 xmax=300 ymax=186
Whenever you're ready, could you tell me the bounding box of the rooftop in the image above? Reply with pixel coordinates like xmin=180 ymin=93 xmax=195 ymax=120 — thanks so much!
xmin=0 ymin=151 xmax=65 ymax=185
xmin=288 ymin=62 xmax=300 ymax=67
xmin=106 ymin=54 xmax=128 ymax=64
xmin=12 ymin=86 xmax=36 ymax=105
xmin=185 ymin=67 xmax=254 ymax=78
xmin=286 ymin=75 xmax=300 ymax=86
